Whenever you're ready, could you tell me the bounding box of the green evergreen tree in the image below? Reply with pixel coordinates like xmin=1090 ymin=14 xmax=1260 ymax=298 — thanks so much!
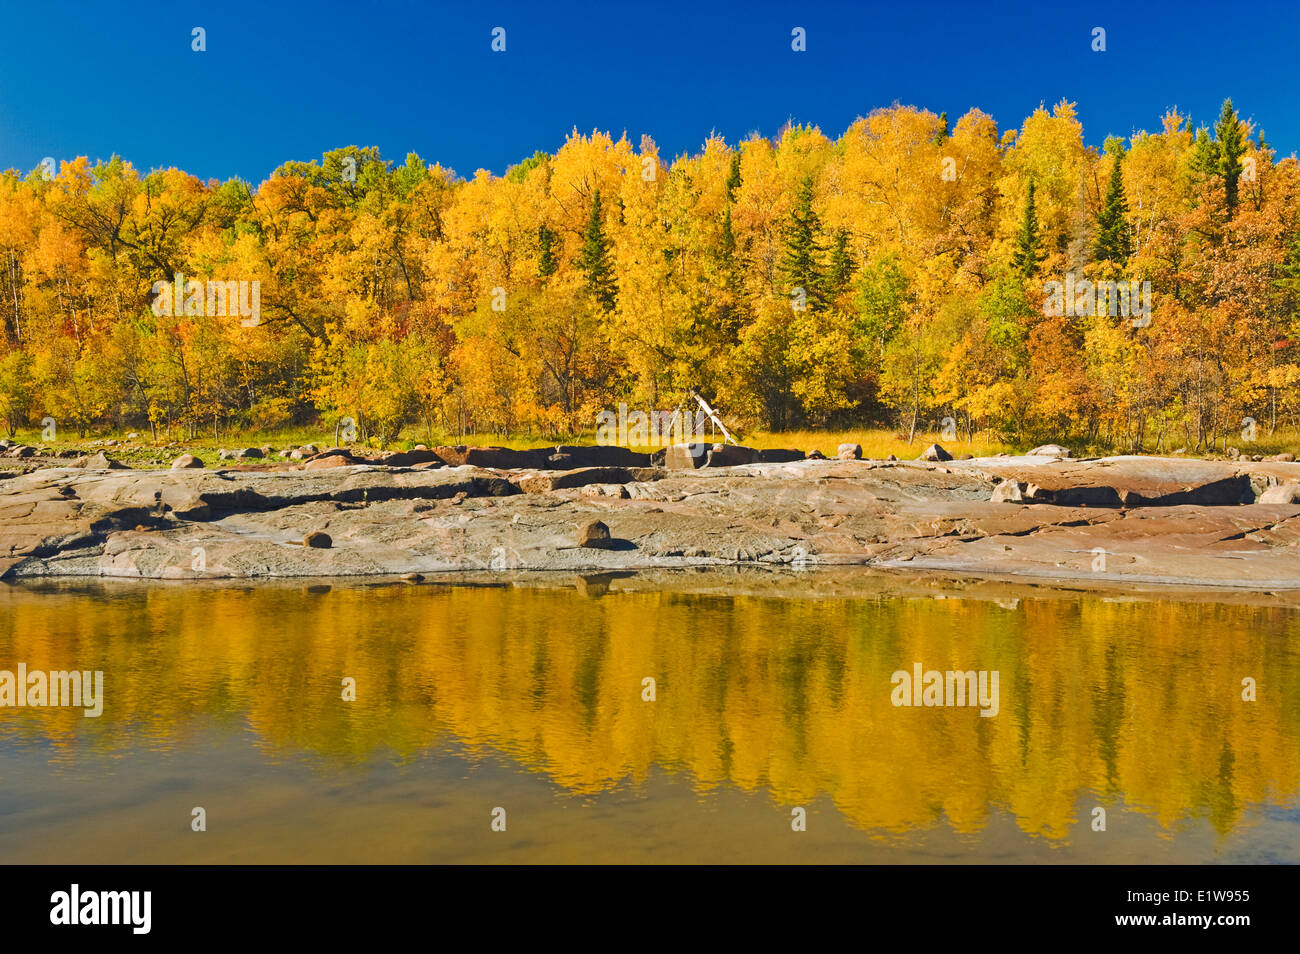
xmin=580 ymin=190 xmax=617 ymax=311
xmin=1215 ymin=98 xmax=1246 ymax=218
xmin=933 ymin=111 xmax=950 ymax=145
xmin=720 ymin=205 xmax=737 ymax=265
xmin=1190 ymin=126 xmax=1220 ymax=177
xmin=725 ymin=153 xmax=742 ymax=202
xmin=1094 ymin=143 xmax=1131 ymax=265
xmin=777 ymin=175 xmax=827 ymax=310
xmin=1012 ymin=181 xmax=1044 ymax=277
xmin=826 ymin=229 xmax=855 ymax=299
xmin=537 ymin=224 xmax=557 ymax=278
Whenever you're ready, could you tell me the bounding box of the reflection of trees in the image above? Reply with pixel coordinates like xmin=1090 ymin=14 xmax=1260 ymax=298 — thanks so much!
xmin=1 ymin=584 xmax=1297 ymax=842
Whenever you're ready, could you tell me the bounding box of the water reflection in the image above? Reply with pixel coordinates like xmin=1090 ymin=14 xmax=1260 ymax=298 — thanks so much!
xmin=1 ymin=577 xmax=1297 ymax=860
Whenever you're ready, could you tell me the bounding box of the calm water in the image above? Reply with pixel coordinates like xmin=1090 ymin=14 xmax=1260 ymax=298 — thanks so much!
xmin=1 ymin=576 xmax=1298 ymax=863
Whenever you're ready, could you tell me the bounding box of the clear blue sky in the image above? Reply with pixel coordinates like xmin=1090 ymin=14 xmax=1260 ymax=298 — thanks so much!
xmin=0 ymin=0 xmax=1293 ymax=183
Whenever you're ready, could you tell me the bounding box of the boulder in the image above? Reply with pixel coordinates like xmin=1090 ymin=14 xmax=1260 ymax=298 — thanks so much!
xmin=516 ymin=466 xmax=654 ymax=494
xmin=576 ymin=519 xmax=613 ymax=548
xmin=975 ymin=456 xmax=1249 ymax=507
xmin=990 ymin=480 xmax=1024 ymax=503
xmin=758 ymin=448 xmax=805 ymax=463
xmin=552 ymin=445 xmax=652 ymax=468
xmin=1257 ymin=480 xmax=1300 ymax=504
xmin=1028 ymin=444 xmax=1073 ymax=458
xmin=664 ymin=443 xmax=709 ymax=470
xmin=920 ymin=443 xmax=953 ymax=462
xmin=704 ymin=444 xmax=760 ymax=468
xmin=837 ymin=443 xmax=863 ymax=461
xmin=303 ymin=531 xmax=333 ymax=549
xmin=580 ymin=483 xmax=630 ymax=498
xmin=433 ymin=445 xmax=548 ymax=469
xmin=170 ymin=454 xmax=204 ymax=470
xmin=1265 ymin=453 xmax=1297 ymax=463
xmin=235 ymin=447 xmax=263 ymax=460
xmin=805 ymin=449 xmax=827 ymax=460
xmin=69 ymin=451 xmax=128 ymax=470
xmin=382 ymin=449 xmax=445 ymax=468
xmin=303 ymin=455 xmax=355 ymax=471
xmin=5 ymin=445 xmax=35 ymax=459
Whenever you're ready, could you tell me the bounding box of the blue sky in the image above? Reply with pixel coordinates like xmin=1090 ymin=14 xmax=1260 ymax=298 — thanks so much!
xmin=0 ymin=0 xmax=1292 ymax=184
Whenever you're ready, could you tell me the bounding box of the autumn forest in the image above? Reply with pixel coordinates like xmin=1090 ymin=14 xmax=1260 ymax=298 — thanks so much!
xmin=1 ymin=98 xmax=1295 ymax=453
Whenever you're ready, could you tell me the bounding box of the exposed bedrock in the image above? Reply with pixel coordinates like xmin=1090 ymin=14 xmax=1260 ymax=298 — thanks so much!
xmin=2 ymin=454 xmax=1300 ymax=588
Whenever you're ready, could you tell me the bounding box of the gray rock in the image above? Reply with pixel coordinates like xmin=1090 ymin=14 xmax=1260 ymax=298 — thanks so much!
xmin=704 ymin=444 xmax=760 ymax=467
xmin=991 ymin=480 xmax=1024 ymax=503
xmin=576 ymin=519 xmax=612 ymax=548
xmin=920 ymin=443 xmax=953 ymax=462
xmin=1028 ymin=444 xmax=1073 ymax=458
xmin=580 ymin=483 xmax=630 ymax=498
xmin=664 ymin=443 xmax=709 ymax=470
xmin=757 ymin=448 xmax=805 ymax=463
xmin=552 ymin=445 xmax=652 ymax=468
xmin=1257 ymin=481 xmax=1300 ymax=504
xmin=837 ymin=443 xmax=863 ymax=460
xmin=69 ymin=451 xmax=128 ymax=470
xmin=170 ymin=454 xmax=204 ymax=470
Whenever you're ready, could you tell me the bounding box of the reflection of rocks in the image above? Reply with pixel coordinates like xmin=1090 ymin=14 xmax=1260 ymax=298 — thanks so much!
xmin=2 ymin=454 xmax=1300 ymax=588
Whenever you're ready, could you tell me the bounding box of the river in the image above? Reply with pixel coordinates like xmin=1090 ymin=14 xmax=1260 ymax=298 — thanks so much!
xmin=1 ymin=573 xmax=1297 ymax=863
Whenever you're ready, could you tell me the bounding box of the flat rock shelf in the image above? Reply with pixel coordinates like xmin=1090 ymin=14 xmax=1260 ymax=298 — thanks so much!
xmin=3 ymin=454 xmax=1300 ymax=589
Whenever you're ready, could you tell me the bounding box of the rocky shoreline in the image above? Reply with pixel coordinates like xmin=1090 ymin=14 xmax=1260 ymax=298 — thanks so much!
xmin=3 ymin=444 xmax=1300 ymax=590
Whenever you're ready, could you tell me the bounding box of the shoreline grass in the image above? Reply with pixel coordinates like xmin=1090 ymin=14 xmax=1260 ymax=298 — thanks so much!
xmin=7 ymin=423 xmax=1300 ymax=469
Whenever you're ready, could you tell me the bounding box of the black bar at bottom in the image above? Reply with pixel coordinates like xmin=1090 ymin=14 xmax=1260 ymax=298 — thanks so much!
xmin=0 ymin=863 xmax=1282 ymax=941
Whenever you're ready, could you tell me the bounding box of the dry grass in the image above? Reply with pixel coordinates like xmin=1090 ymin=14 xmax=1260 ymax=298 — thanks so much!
xmin=8 ymin=422 xmax=1300 ymax=465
